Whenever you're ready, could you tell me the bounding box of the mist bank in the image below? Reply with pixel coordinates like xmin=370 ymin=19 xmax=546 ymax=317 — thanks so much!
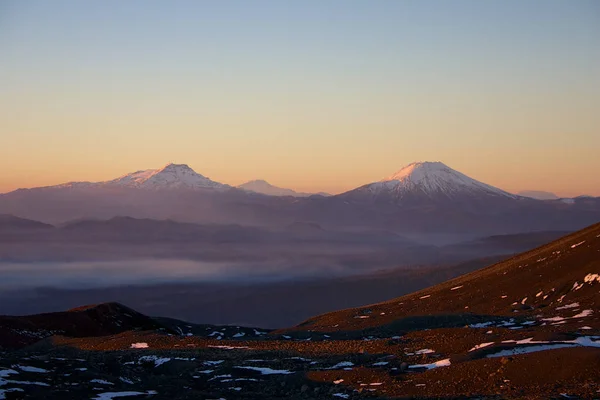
xmin=0 ymin=258 xmax=374 ymax=291
xmin=0 ymin=256 xmax=506 ymax=328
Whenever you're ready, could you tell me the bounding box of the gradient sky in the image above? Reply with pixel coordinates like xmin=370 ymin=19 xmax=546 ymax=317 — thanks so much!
xmin=1 ymin=0 xmax=599 ymax=196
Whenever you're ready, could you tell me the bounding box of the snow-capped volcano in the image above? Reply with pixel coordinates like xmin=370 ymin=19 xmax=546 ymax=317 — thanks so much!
xmin=32 ymin=163 xmax=229 ymax=191
xmin=342 ymin=161 xmax=516 ymax=203
xmin=107 ymin=163 xmax=228 ymax=190
xmin=379 ymin=161 xmax=513 ymax=197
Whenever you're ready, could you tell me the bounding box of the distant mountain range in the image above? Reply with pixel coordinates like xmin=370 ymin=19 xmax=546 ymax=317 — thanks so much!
xmin=518 ymin=190 xmax=560 ymax=200
xmin=1 ymin=161 xmax=599 ymax=236
xmin=238 ymin=179 xmax=330 ymax=197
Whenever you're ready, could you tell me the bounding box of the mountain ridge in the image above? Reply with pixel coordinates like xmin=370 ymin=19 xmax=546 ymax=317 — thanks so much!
xmin=1 ymin=162 xmax=599 ymax=236
xmin=238 ymin=179 xmax=330 ymax=197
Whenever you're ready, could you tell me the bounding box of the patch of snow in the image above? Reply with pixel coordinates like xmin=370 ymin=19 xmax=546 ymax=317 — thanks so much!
xmin=333 ymin=379 xmax=344 ymax=384
xmin=0 ymin=369 xmax=18 ymax=378
xmin=572 ymin=309 xmax=593 ymax=318
xmin=419 ymin=295 xmax=431 ymax=299
xmin=208 ymin=345 xmax=249 ymax=350
xmin=571 ymin=241 xmax=585 ymax=249
xmin=15 ymin=365 xmax=48 ymax=373
xmin=332 ymin=394 xmax=349 ymax=398
xmin=584 ymin=273 xmax=600 ymax=284
xmin=542 ymin=316 xmax=566 ymax=322
xmin=415 ymin=349 xmax=435 ymax=355
xmin=235 ymin=366 xmax=293 ymax=375
xmin=138 ymin=356 xmax=172 ymax=368
xmin=130 ymin=343 xmax=148 ymax=349
xmin=469 ymin=321 xmax=493 ymax=328
xmin=488 ymin=343 xmax=575 ymax=358
xmin=372 ymin=362 xmax=389 ymax=366
xmin=91 ymin=379 xmax=114 ymax=385
xmin=450 ymin=285 xmax=463 ymax=290
xmin=327 ymin=361 xmax=354 ymax=370
xmin=93 ymin=391 xmax=156 ymax=400
xmin=489 ymin=336 xmax=600 ymax=358
xmin=203 ymin=360 xmax=224 ymax=366
xmin=468 ymin=342 xmax=494 ymax=352
xmin=408 ymin=358 xmax=451 ymax=370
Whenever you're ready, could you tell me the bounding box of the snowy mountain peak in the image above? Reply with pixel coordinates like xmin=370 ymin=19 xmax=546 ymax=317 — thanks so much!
xmin=157 ymin=163 xmax=195 ymax=173
xmin=383 ymin=161 xmax=450 ymax=183
xmin=365 ymin=161 xmax=515 ymax=199
xmin=108 ymin=163 xmax=228 ymax=190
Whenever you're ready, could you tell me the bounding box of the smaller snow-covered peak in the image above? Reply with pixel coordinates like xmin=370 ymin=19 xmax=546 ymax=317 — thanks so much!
xmin=243 ymin=179 xmax=271 ymax=186
xmin=518 ymin=190 xmax=559 ymax=200
xmin=238 ymin=180 xmax=328 ymax=197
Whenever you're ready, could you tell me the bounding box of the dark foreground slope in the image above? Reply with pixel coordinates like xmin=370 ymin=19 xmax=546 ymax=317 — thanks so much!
xmin=0 ymin=224 xmax=599 ymax=399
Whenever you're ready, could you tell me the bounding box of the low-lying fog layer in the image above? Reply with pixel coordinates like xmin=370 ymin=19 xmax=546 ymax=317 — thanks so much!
xmin=0 ymin=259 xmax=360 ymax=290
xmin=0 ymin=256 xmax=503 ymax=327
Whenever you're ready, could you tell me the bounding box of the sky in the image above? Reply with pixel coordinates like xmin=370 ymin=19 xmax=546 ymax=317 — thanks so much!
xmin=1 ymin=0 xmax=599 ymax=196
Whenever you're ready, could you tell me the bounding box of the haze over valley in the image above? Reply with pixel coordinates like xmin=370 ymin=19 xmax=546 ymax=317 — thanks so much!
xmin=0 ymin=161 xmax=594 ymax=326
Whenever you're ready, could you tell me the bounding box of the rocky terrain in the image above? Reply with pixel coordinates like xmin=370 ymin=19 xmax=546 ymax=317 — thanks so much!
xmin=1 ymin=223 xmax=599 ymax=399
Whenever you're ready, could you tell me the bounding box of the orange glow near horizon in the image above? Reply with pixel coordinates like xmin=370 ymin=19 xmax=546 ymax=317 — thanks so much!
xmin=1 ymin=1 xmax=599 ymax=197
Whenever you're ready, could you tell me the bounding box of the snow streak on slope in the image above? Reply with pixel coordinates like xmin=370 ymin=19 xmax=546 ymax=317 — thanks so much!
xmin=367 ymin=162 xmax=516 ymax=199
